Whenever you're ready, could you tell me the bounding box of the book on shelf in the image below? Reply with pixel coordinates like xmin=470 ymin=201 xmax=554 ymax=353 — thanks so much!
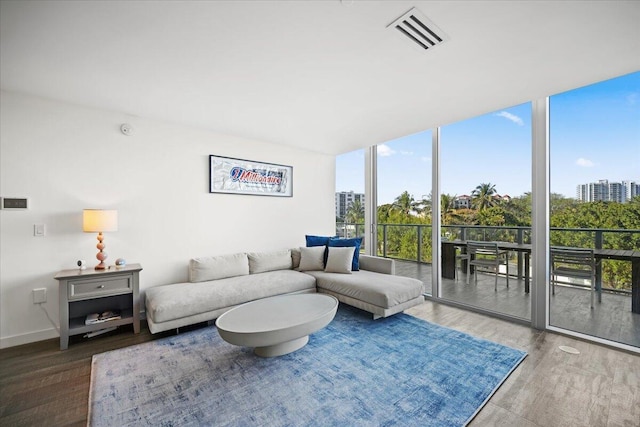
xmin=85 ymin=310 xmax=121 ymax=325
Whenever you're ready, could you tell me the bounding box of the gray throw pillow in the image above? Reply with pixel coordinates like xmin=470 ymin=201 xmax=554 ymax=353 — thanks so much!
xmin=324 ymin=246 xmax=355 ymax=274
xmin=298 ymin=246 xmax=325 ymax=271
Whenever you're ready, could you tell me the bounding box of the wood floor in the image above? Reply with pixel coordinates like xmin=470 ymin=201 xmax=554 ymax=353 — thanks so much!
xmin=406 ymin=302 xmax=640 ymax=427
xmin=1 ymin=303 xmax=639 ymax=426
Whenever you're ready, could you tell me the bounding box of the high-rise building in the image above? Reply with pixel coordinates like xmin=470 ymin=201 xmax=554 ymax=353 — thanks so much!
xmin=623 ymin=180 xmax=640 ymax=202
xmin=576 ymin=179 xmax=639 ymax=203
xmin=335 ymin=191 xmax=365 ymax=220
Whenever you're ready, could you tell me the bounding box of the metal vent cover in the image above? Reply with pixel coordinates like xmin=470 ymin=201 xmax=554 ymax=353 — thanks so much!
xmin=388 ymin=7 xmax=448 ymax=51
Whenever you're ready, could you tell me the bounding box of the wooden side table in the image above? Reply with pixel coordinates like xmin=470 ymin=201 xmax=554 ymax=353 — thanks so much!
xmin=54 ymin=263 xmax=142 ymax=350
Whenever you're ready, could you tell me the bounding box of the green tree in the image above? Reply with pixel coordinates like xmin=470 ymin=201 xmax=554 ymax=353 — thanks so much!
xmin=440 ymin=193 xmax=458 ymax=225
xmin=499 ymin=193 xmax=531 ymax=227
xmin=551 ymin=199 xmax=640 ymax=290
xmin=471 ymin=182 xmax=497 ymax=211
xmin=392 ymin=191 xmax=417 ymax=216
xmin=413 ymin=194 xmax=431 ymax=218
xmin=377 ymin=203 xmax=394 ymax=223
xmin=345 ymin=198 xmax=364 ymax=224
xmin=550 ymin=192 xmax=578 ymax=216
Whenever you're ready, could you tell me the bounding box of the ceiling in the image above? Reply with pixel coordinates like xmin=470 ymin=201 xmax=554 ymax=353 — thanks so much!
xmin=1 ymin=1 xmax=639 ymax=155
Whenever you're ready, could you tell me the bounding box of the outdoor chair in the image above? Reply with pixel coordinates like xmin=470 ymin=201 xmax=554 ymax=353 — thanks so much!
xmin=550 ymin=247 xmax=597 ymax=308
xmin=454 ymin=246 xmax=470 ymax=281
xmin=466 ymin=241 xmax=509 ymax=291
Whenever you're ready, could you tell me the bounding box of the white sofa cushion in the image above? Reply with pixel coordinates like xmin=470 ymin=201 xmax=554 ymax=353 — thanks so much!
xmin=307 ymin=270 xmax=423 ymax=309
xmin=247 ymin=249 xmax=292 ymax=274
xmin=189 ymin=253 xmax=249 ymax=282
xmin=298 ymin=246 xmax=325 ymax=271
xmin=146 ymin=270 xmax=316 ymax=323
xmin=324 ymin=246 xmax=355 ymax=274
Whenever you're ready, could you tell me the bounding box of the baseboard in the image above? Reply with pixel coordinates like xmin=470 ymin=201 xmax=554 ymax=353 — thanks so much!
xmin=0 ymin=327 xmax=59 ymax=349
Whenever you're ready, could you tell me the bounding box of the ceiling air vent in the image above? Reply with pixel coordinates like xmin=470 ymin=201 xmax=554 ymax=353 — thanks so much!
xmin=388 ymin=7 xmax=448 ymax=51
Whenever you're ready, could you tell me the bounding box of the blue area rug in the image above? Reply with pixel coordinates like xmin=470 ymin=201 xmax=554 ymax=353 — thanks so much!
xmin=89 ymin=305 xmax=526 ymax=426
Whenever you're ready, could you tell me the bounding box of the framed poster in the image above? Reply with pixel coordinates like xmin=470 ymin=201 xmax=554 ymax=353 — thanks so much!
xmin=209 ymin=155 xmax=293 ymax=197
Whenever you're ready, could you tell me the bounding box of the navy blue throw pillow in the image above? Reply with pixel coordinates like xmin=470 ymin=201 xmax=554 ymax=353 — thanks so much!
xmin=328 ymin=237 xmax=362 ymax=271
xmin=305 ymin=235 xmax=333 ymax=247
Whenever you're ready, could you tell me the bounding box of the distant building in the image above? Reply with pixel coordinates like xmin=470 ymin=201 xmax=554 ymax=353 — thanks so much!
xmin=453 ymin=194 xmax=510 ymax=209
xmin=335 ymin=191 xmax=365 ymax=220
xmin=576 ymin=179 xmax=639 ymax=203
xmin=453 ymin=195 xmax=472 ymax=209
xmin=623 ymin=180 xmax=640 ymax=202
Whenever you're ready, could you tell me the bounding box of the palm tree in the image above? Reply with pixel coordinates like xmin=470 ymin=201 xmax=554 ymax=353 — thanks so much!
xmin=440 ymin=193 xmax=457 ymax=225
xmin=345 ymin=198 xmax=364 ymax=224
xmin=471 ymin=183 xmax=497 ymax=211
xmin=377 ymin=203 xmax=394 ymax=223
xmin=414 ymin=193 xmax=432 ymax=218
xmin=392 ymin=191 xmax=416 ymax=216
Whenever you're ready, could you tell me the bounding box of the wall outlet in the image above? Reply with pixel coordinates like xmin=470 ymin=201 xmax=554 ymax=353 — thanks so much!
xmin=33 ymin=288 xmax=46 ymax=304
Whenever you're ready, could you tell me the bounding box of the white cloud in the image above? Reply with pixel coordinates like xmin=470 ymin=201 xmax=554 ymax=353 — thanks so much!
xmin=377 ymin=144 xmax=396 ymax=157
xmin=495 ymin=111 xmax=524 ymax=126
xmin=576 ymin=158 xmax=595 ymax=167
xmin=400 ymin=150 xmax=414 ymax=156
xmin=627 ymin=92 xmax=638 ymax=105
xmin=420 ymin=156 xmax=431 ymax=162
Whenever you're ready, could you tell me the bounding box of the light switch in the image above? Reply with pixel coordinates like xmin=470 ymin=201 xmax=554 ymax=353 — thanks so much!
xmin=34 ymin=224 xmax=45 ymax=237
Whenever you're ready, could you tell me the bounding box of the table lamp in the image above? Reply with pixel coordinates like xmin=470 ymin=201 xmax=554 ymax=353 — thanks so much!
xmin=83 ymin=209 xmax=118 ymax=270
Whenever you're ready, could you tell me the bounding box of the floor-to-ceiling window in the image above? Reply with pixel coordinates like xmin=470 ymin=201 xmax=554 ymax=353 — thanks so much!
xmin=549 ymin=71 xmax=640 ymax=349
xmin=335 ymin=149 xmax=366 ymax=244
xmin=335 ymin=73 xmax=638 ymax=352
xmin=440 ymin=103 xmax=532 ymax=320
xmin=376 ymin=131 xmax=432 ymax=294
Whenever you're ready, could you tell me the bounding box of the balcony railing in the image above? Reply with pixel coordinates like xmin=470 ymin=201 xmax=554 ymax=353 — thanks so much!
xmin=335 ymin=222 xmax=640 ymax=293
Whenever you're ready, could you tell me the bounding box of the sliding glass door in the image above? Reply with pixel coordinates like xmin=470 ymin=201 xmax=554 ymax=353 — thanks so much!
xmin=439 ymin=103 xmax=532 ymax=320
xmin=549 ymin=71 xmax=639 ymax=349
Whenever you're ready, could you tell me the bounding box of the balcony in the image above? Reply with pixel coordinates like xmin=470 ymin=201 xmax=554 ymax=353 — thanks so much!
xmin=336 ymin=222 xmax=640 ymax=348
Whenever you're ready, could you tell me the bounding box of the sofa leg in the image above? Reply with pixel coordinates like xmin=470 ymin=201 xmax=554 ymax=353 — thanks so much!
xmin=373 ymin=314 xmax=382 ymax=320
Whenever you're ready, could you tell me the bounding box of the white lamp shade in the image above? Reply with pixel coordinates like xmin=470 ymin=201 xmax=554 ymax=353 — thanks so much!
xmin=83 ymin=209 xmax=118 ymax=232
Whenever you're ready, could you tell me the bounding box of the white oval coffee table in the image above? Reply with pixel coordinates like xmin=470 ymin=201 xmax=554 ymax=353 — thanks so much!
xmin=215 ymin=293 xmax=338 ymax=357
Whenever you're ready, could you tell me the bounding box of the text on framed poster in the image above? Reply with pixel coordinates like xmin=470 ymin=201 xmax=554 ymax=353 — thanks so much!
xmin=209 ymin=155 xmax=293 ymax=197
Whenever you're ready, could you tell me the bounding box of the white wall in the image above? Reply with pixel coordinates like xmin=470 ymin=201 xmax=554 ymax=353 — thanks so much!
xmin=0 ymin=91 xmax=336 ymax=348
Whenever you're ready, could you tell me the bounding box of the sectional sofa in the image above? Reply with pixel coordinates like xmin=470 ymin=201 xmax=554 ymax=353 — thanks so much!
xmin=145 ymin=248 xmax=424 ymax=334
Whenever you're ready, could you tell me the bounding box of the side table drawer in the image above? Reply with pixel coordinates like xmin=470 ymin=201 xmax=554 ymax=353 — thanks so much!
xmin=69 ymin=276 xmax=132 ymax=300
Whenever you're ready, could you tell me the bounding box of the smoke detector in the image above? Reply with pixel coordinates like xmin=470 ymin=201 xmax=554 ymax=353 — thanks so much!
xmin=120 ymin=123 xmax=134 ymax=136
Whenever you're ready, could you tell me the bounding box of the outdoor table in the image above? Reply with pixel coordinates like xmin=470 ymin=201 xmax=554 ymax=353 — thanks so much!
xmin=441 ymin=241 xmax=640 ymax=314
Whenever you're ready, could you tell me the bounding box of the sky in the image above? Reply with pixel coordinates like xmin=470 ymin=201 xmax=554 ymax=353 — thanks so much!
xmin=336 ymin=71 xmax=640 ymax=205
